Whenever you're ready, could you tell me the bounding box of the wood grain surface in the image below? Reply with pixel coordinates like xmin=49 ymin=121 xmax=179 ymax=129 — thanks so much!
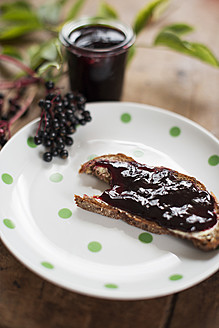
xmin=0 ymin=1 xmax=219 ymax=327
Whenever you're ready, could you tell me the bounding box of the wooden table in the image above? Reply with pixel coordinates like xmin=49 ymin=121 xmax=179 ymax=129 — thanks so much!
xmin=0 ymin=0 xmax=219 ymax=327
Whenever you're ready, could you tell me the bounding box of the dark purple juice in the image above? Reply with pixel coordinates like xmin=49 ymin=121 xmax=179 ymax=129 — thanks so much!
xmin=60 ymin=19 xmax=135 ymax=102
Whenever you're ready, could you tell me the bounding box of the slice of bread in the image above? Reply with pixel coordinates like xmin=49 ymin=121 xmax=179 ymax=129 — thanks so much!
xmin=74 ymin=153 xmax=219 ymax=251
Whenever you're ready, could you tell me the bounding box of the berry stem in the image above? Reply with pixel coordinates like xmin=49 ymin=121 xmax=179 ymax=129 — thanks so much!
xmin=0 ymin=54 xmax=37 ymax=77
xmin=8 ymin=88 xmax=37 ymax=128
xmin=0 ymin=76 xmax=41 ymax=90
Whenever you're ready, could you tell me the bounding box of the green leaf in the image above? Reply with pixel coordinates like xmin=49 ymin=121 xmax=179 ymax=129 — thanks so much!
xmin=154 ymin=31 xmax=219 ymax=67
xmin=133 ymin=0 xmax=169 ymax=35
xmin=127 ymin=45 xmax=136 ymax=65
xmin=152 ymin=0 xmax=170 ymax=21
xmin=30 ymin=38 xmax=63 ymax=71
xmin=37 ymin=0 xmax=68 ymax=25
xmin=37 ymin=61 xmax=61 ymax=75
xmin=1 ymin=46 xmax=23 ymax=60
xmin=1 ymin=8 xmax=41 ymax=24
xmin=0 ymin=23 xmax=42 ymax=40
xmin=66 ymin=0 xmax=86 ymax=21
xmin=97 ymin=2 xmax=119 ymax=19
xmin=160 ymin=23 xmax=194 ymax=36
xmin=0 ymin=1 xmax=31 ymax=12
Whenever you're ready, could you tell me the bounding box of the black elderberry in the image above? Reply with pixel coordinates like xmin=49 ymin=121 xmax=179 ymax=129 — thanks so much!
xmin=46 ymin=93 xmax=55 ymax=101
xmin=60 ymin=149 xmax=68 ymax=159
xmin=83 ymin=110 xmax=90 ymax=117
xmin=53 ymin=121 xmax=60 ymax=130
xmin=45 ymin=81 xmax=54 ymax=90
xmin=56 ymin=141 xmax=65 ymax=150
xmin=43 ymin=152 xmax=53 ymax=162
xmin=34 ymin=136 xmax=42 ymax=145
xmin=65 ymin=92 xmax=75 ymax=100
xmin=49 ymin=130 xmax=56 ymax=140
xmin=77 ymin=103 xmax=85 ymax=111
xmin=44 ymin=100 xmax=52 ymax=110
xmin=83 ymin=110 xmax=92 ymax=122
xmin=39 ymin=130 xmax=48 ymax=138
xmin=79 ymin=119 xmax=86 ymax=125
xmin=56 ymin=136 xmax=64 ymax=144
xmin=66 ymin=108 xmax=74 ymax=116
xmin=51 ymin=147 xmax=59 ymax=157
xmin=59 ymin=126 xmax=67 ymax=136
xmin=65 ymin=136 xmax=73 ymax=146
xmin=69 ymin=104 xmax=76 ymax=111
xmin=85 ymin=115 xmax=92 ymax=122
xmin=66 ymin=125 xmax=75 ymax=134
xmin=54 ymin=94 xmax=62 ymax=102
xmin=43 ymin=138 xmax=52 ymax=148
xmin=38 ymin=99 xmax=45 ymax=108
xmin=64 ymin=101 xmax=70 ymax=109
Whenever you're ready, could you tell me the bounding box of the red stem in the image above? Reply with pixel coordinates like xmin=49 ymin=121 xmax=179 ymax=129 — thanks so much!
xmin=8 ymin=91 xmax=36 ymax=128
xmin=0 ymin=120 xmax=8 ymax=128
xmin=0 ymin=76 xmax=41 ymax=90
xmin=0 ymin=54 xmax=37 ymax=77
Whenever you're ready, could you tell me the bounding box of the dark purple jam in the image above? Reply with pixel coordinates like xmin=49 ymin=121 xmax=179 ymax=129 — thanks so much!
xmin=95 ymin=160 xmax=217 ymax=233
xmin=67 ymin=25 xmax=129 ymax=102
xmin=69 ymin=25 xmax=126 ymax=49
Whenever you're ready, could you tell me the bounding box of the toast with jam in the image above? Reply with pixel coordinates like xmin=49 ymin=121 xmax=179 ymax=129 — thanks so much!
xmin=74 ymin=153 xmax=219 ymax=251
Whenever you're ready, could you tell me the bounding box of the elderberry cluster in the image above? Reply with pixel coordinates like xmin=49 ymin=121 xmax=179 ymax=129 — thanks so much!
xmin=0 ymin=90 xmax=27 ymax=150
xmin=0 ymin=91 xmax=24 ymax=121
xmin=34 ymin=82 xmax=91 ymax=162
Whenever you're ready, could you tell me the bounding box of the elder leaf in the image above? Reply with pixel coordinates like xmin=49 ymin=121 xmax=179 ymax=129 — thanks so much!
xmin=66 ymin=0 xmax=86 ymax=21
xmin=37 ymin=0 xmax=68 ymax=25
xmin=154 ymin=31 xmax=219 ymax=67
xmin=97 ymin=2 xmax=119 ymax=19
xmin=160 ymin=23 xmax=194 ymax=36
xmin=133 ymin=0 xmax=169 ymax=35
xmin=1 ymin=7 xmax=40 ymax=23
xmin=0 ymin=23 xmax=42 ymax=40
xmin=30 ymin=38 xmax=63 ymax=70
xmin=127 ymin=45 xmax=136 ymax=65
xmin=37 ymin=61 xmax=61 ymax=76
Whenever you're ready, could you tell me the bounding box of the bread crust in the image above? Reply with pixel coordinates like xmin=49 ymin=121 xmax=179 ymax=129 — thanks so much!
xmin=75 ymin=153 xmax=219 ymax=251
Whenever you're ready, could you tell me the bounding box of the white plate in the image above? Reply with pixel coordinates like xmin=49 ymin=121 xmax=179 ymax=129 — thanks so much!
xmin=0 ymin=102 xmax=218 ymax=300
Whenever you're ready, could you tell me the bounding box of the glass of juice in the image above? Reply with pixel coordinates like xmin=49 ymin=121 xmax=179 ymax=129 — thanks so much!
xmin=60 ymin=17 xmax=135 ymax=102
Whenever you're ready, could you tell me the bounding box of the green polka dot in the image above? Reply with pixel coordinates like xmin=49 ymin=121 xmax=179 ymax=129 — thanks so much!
xmin=138 ymin=232 xmax=153 ymax=244
xmin=133 ymin=149 xmax=144 ymax=157
xmin=58 ymin=208 xmax=72 ymax=219
xmin=88 ymin=241 xmax=102 ymax=252
xmin=49 ymin=173 xmax=63 ymax=182
xmin=3 ymin=219 xmax=15 ymax=229
xmin=27 ymin=136 xmax=37 ymax=148
xmin=169 ymin=274 xmax=183 ymax=281
xmin=1 ymin=173 xmax=13 ymax=184
xmin=41 ymin=262 xmax=54 ymax=269
xmin=105 ymin=283 xmax=118 ymax=289
xmin=87 ymin=154 xmax=98 ymax=161
xmin=208 ymin=155 xmax=219 ymax=166
xmin=169 ymin=126 xmax=181 ymax=137
xmin=121 ymin=113 xmax=131 ymax=123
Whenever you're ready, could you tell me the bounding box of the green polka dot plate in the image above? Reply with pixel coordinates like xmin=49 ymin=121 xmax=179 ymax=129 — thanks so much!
xmin=0 ymin=102 xmax=218 ymax=300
